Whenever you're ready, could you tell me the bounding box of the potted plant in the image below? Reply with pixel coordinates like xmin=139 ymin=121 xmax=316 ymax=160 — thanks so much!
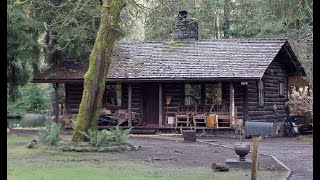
xmin=182 ymin=125 xmax=196 ymax=142
xmin=233 ymin=125 xmax=250 ymax=161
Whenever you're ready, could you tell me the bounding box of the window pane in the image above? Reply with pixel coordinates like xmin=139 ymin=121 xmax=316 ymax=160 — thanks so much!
xmin=205 ymin=83 xmax=222 ymax=104
xmin=279 ymin=82 xmax=284 ymax=95
xmin=185 ymin=84 xmax=201 ymax=105
xmin=105 ymin=84 xmax=121 ymax=106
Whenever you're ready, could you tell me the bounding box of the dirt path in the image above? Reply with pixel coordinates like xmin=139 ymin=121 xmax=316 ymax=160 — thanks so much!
xmin=128 ymin=136 xmax=286 ymax=173
xmin=257 ymin=138 xmax=313 ymax=180
xmin=196 ymin=135 xmax=313 ymax=180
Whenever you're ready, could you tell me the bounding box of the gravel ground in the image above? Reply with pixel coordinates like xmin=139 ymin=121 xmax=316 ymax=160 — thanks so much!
xmin=196 ymin=135 xmax=313 ymax=180
xmin=129 ymin=135 xmax=285 ymax=172
xmin=11 ymin=129 xmax=312 ymax=179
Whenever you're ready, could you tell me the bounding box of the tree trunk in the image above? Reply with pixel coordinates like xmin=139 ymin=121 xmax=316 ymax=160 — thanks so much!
xmin=72 ymin=0 xmax=126 ymax=142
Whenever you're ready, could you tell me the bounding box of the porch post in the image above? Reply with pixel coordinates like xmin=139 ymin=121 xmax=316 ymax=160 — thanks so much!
xmin=128 ymin=83 xmax=132 ymax=127
xmin=53 ymin=83 xmax=59 ymax=123
xmin=229 ymin=82 xmax=235 ymax=127
xmin=159 ymin=83 xmax=163 ymax=126
xmin=65 ymin=83 xmax=69 ymax=114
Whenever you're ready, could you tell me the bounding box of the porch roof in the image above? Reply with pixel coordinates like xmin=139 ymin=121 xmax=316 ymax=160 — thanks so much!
xmin=33 ymin=38 xmax=305 ymax=83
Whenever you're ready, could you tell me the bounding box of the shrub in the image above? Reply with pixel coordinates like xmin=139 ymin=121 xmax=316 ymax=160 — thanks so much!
xmin=109 ymin=126 xmax=132 ymax=146
xmin=287 ymin=87 xmax=313 ymax=116
xmin=38 ymin=122 xmax=62 ymax=146
xmin=7 ymin=83 xmax=53 ymax=115
xmin=79 ymin=129 xmax=110 ymax=147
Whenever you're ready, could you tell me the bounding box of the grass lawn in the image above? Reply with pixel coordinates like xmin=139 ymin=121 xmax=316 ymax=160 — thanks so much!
xmin=7 ymin=134 xmax=286 ymax=180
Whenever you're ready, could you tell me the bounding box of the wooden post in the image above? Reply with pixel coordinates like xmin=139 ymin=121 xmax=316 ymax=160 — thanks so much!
xmin=53 ymin=83 xmax=59 ymax=123
xmin=159 ymin=83 xmax=163 ymax=126
xmin=128 ymin=83 xmax=132 ymax=127
xmin=251 ymin=135 xmax=260 ymax=180
xmin=65 ymin=83 xmax=69 ymax=114
xmin=229 ymin=82 xmax=235 ymax=127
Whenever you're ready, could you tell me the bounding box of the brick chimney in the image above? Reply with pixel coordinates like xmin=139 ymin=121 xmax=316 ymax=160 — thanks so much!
xmin=174 ymin=10 xmax=198 ymax=41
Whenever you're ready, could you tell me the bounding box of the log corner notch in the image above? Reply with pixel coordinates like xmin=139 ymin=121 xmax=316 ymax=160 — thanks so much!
xmin=53 ymin=83 xmax=59 ymax=123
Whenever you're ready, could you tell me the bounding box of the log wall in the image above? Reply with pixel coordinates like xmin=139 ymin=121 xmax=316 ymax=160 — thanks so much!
xmin=65 ymin=83 xmax=141 ymax=115
xmin=222 ymin=82 xmax=245 ymax=117
xmin=65 ymin=83 xmax=83 ymax=114
xmin=122 ymin=83 xmax=142 ymax=116
xmin=246 ymin=61 xmax=288 ymax=122
xmin=163 ymin=83 xmax=184 ymax=118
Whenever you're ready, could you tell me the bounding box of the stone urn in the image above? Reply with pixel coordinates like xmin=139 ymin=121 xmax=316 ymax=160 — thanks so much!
xmin=234 ymin=142 xmax=250 ymax=161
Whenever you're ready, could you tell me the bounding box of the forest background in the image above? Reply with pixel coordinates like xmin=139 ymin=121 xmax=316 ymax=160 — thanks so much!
xmin=7 ymin=0 xmax=312 ymax=115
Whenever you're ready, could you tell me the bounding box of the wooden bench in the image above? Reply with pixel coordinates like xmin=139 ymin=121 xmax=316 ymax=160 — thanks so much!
xmin=192 ymin=105 xmax=211 ymax=128
xmin=209 ymin=101 xmax=232 ymax=128
xmin=175 ymin=105 xmax=196 ymax=128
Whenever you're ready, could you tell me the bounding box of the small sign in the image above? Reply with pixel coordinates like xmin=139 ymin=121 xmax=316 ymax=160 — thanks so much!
xmin=167 ymin=116 xmax=174 ymax=124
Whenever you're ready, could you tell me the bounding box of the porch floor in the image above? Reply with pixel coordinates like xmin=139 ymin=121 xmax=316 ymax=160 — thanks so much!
xmin=97 ymin=125 xmax=233 ymax=134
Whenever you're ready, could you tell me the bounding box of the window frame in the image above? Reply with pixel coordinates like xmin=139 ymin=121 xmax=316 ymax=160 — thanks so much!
xmin=257 ymin=80 xmax=265 ymax=107
xmin=279 ymin=81 xmax=285 ymax=96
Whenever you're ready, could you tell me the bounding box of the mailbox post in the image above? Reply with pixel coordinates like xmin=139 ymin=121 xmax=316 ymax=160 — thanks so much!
xmin=245 ymin=121 xmax=275 ymax=180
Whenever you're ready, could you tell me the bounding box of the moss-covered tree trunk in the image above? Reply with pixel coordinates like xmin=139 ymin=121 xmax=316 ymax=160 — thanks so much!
xmin=72 ymin=0 xmax=126 ymax=142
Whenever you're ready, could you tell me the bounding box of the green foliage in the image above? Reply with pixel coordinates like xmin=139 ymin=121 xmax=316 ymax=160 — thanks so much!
xmin=7 ymin=1 xmax=42 ymax=100
xmin=78 ymin=127 xmax=132 ymax=147
xmin=109 ymin=126 xmax=132 ymax=146
xmin=7 ymin=83 xmax=53 ymax=115
xmin=32 ymin=0 xmax=101 ymax=65
xmin=79 ymin=129 xmax=110 ymax=147
xmin=38 ymin=122 xmax=62 ymax=146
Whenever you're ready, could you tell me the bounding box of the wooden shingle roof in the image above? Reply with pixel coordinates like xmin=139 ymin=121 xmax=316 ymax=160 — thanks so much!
xmin=33 ymin=38 xmax=303 ymax=83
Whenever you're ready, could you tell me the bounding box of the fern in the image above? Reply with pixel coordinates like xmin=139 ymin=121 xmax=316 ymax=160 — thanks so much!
xmin=38 ymin=122 xmax=62 ymax=146
xmin=110 ymin=126 xmax=132 ymax=145
xmin=79 ymin=129 xmax=110 ymax=147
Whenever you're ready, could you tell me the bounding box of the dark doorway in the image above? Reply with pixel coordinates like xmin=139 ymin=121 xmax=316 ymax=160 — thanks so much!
xmin=142 ymin=83 xmax=159 ymax=125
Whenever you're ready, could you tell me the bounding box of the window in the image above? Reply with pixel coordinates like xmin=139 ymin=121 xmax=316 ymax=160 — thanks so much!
xmin=279 ymin=82 xmax=285 ymax=96
xmin=205 ymin=83 xmax=222 ymax=104
xmin=257 ymin=81 xmax=264 ymax=107
xmin=184 ymin=84 xmax=201 ymax=105
xmin=104 ymin=84 xmax=122 ymax=106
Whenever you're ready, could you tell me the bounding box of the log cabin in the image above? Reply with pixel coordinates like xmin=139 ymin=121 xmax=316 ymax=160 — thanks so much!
xmin=32 ymin=11 xmax=306 ymax=134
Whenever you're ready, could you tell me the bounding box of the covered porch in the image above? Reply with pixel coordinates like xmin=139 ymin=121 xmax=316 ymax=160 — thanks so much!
xmin=46 ymin=80 xmax=251 ymax=130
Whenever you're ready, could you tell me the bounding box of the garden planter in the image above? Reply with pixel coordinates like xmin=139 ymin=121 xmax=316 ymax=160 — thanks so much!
xmin=234 ymin=142 xmax=250 ymax=161
xmin=182 ymin=130 xmax=196 ymax=142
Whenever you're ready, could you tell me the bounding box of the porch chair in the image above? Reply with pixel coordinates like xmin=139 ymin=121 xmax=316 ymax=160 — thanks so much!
xmin=192 ymin=104 xmax=209 ymax=128
xmin=175 ymin=104 xmax=194 ymax=128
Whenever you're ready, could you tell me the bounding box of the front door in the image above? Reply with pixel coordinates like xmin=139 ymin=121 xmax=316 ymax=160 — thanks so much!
xmin=142 ymin=83 xmax=159 ymax=125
